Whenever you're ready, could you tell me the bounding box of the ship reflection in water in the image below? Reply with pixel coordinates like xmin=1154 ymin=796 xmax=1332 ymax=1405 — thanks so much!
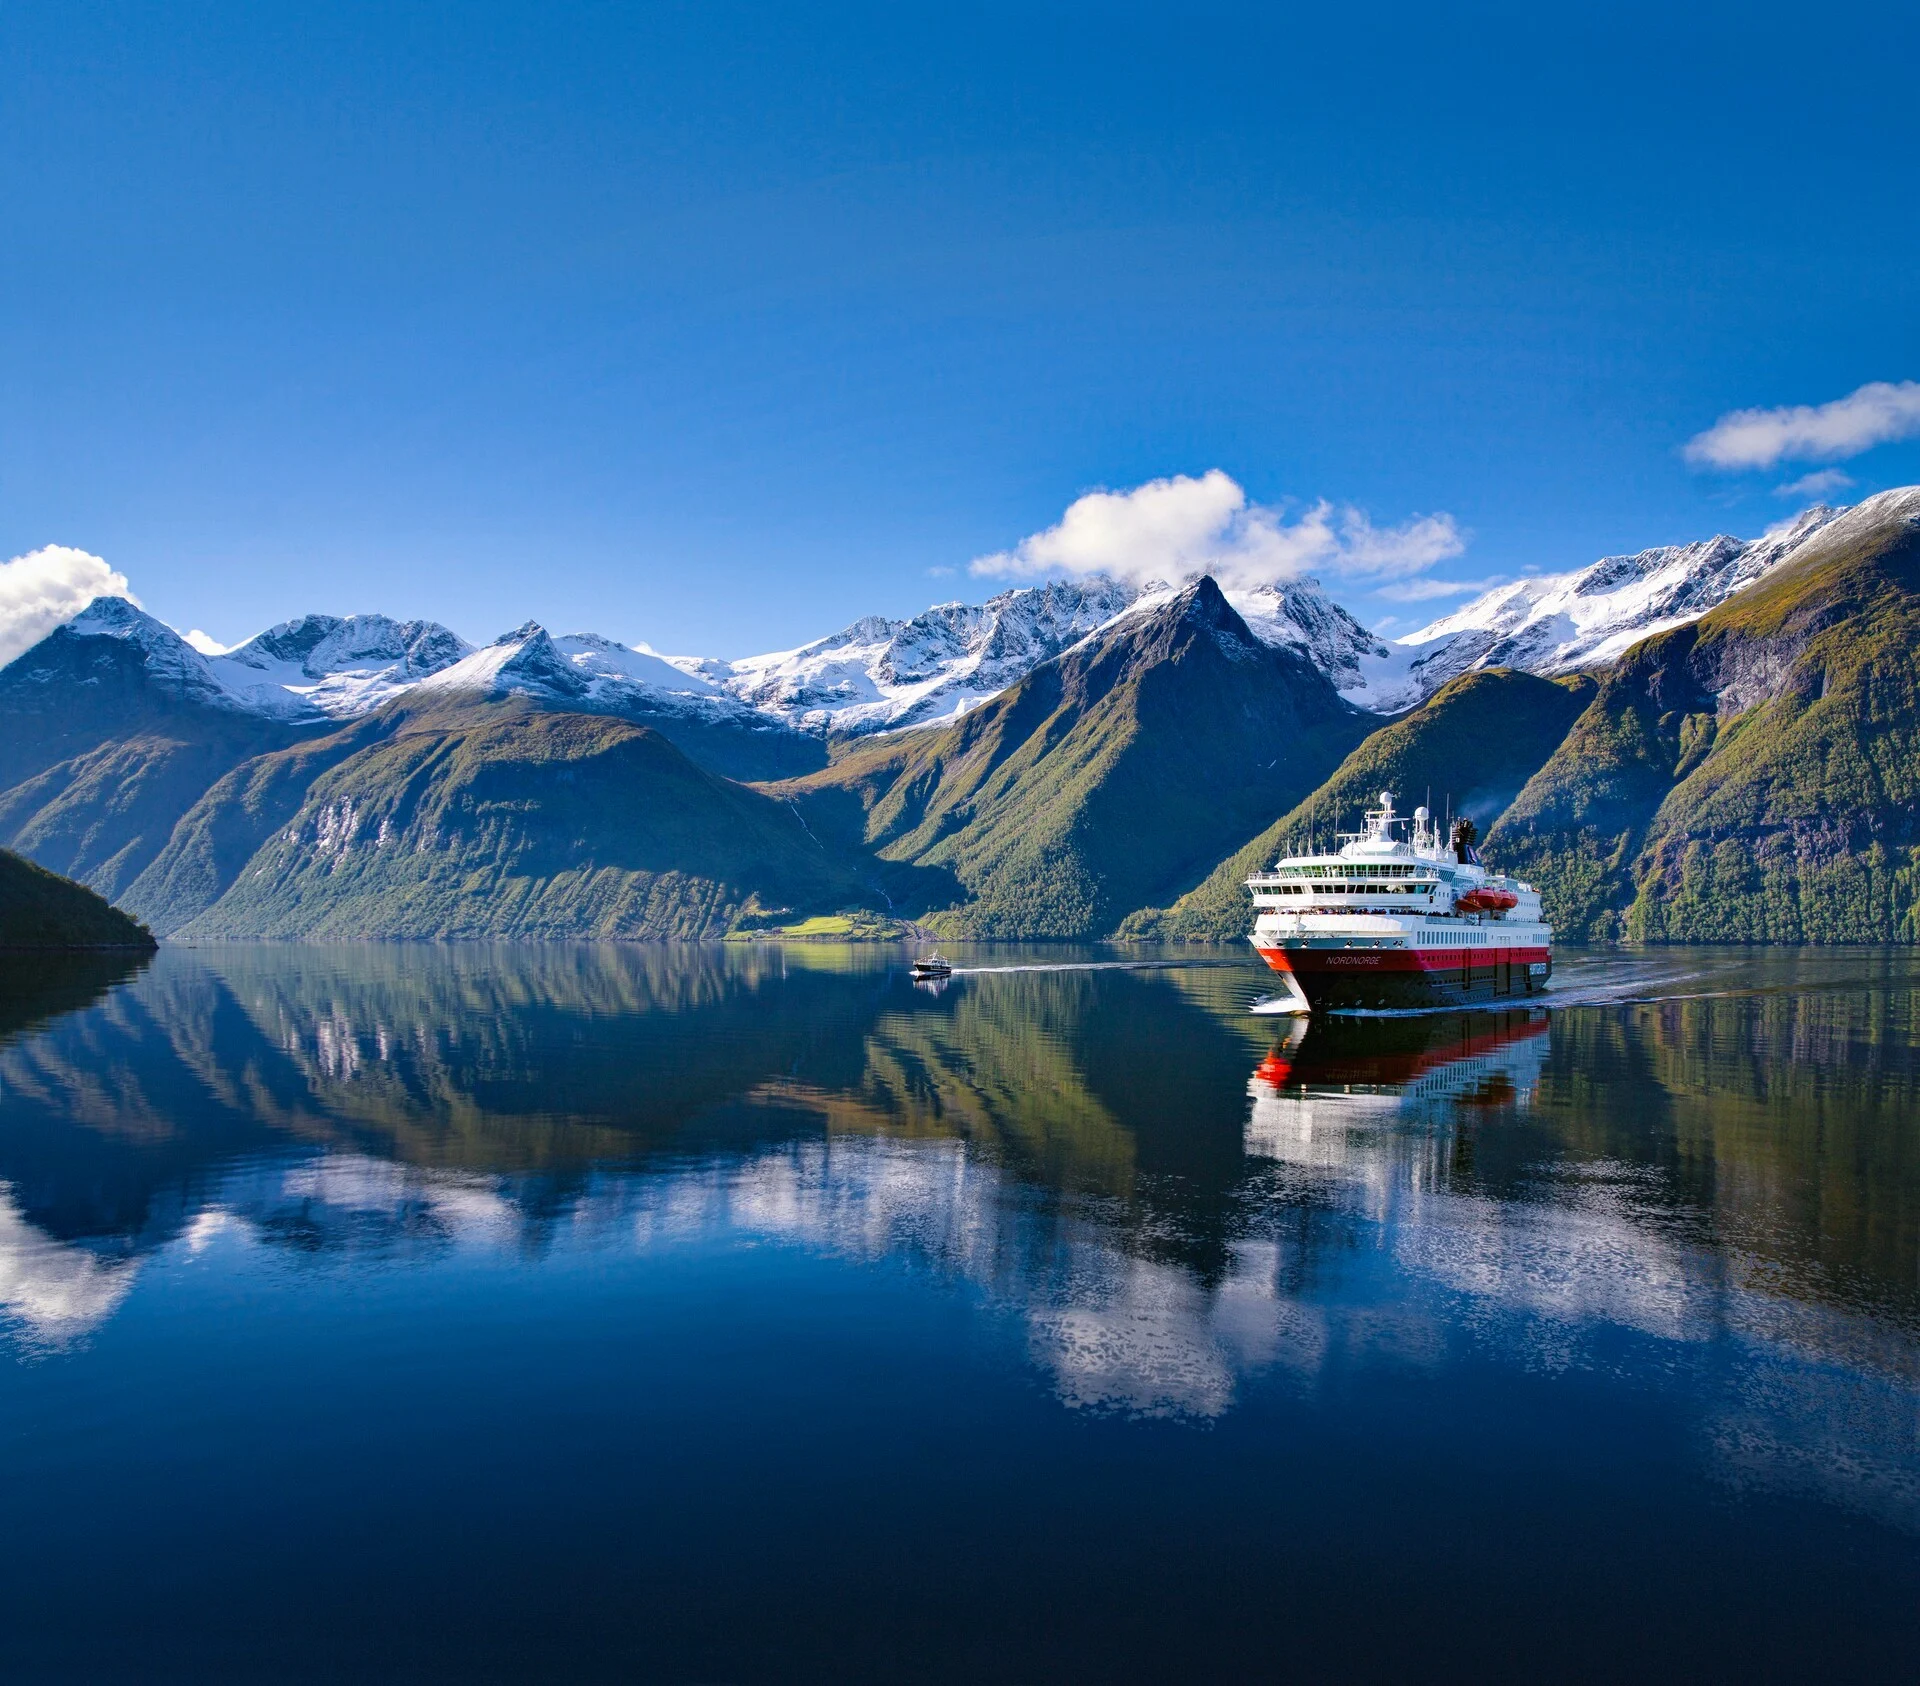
xmin=1248 ymin=1008 xmax=1553 ymax=1161
xmin=0 ymin=945 xmax=1916 ymax=1681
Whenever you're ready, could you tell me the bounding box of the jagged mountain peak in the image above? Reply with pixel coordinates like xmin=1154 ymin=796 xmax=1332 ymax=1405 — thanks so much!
xmin=230 ymin=612 xmax=465 ymax=671
xmin=45 ymin=595 xmax=241 ymax=710
xmin=1114 ymin=573 xmax=1386 ymax=694
xmin=418 ymin=622 xmax=586 ymax=700
xmin=1067 ymin=576 xmax=1351 ymax=697
xmin=69 ymin=593 xmax=164 ymax=634
xmin=1108 ymin=574 xmax=1257 ymax=653
xmin=213 ymin=611 xmax=474 ymax=718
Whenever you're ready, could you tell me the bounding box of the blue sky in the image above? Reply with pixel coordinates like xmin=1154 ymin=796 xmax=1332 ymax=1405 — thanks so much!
xmin=4 ymin=0 xmax=1917 ymax=655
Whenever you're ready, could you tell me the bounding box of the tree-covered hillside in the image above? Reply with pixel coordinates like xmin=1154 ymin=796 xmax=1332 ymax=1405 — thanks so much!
xmin=779 ymin=579 xmax=1373 ymax=938
xmin=0 ymin=848 xmax=156 ymax=949
xmin=1488 ymin=487 xmax=1920 ymax=941
xmin=162 ymin=699 xmax=873 ymax=939
xmin=1124 ymin=668 xmax=1596 ymax=940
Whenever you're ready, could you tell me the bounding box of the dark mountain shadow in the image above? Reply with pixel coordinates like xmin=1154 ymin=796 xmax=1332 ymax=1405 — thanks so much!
xmin=0 ymin=951 xmax=151 ymax=1044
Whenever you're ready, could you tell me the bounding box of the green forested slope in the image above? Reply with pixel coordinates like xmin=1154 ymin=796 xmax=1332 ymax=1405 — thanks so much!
xmin=1488 ymin=487 xmax=1920 ymax=941
xmin=779 ymin=580 xmax=1372 ymax=937
xmin=122 ymin=711 xmax=408 ymax=933
xmin=0 ymin=618 xmax=311 ymax=900
xmin=0 ymin=847 xmax=156 ymax=949
xmin=1125 ymin=668 xmax=1596 ymax=939
xmin=170 ymin=699 xmax=872 ymax=939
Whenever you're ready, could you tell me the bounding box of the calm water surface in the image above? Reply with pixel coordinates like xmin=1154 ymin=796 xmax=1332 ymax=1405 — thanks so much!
xmin=1 ymin=943 xmax=1917 ymax=1683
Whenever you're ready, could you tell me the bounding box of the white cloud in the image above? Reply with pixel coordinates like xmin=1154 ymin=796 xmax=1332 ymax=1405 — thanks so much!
xmin=1685 ymin=380 xmax=1920 ymax=471
xmin=0 ymin=545 xmax=136 ymax=670
xmin=1773 ymin=468 xmax=1855 ymax=500
xmin=183 ymin=629 xmax=231 ymax=655
xmin=970 ymin=470 xmax=1466 ymax=591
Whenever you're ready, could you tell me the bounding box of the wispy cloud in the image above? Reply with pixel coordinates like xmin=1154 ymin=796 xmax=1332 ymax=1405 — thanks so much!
xmin=1685 ymin=380 xmax=1920 ymax=471
xmin=0 ymin=545 xmax=135 ymax=670
xmin=970 ymin=470 xmax=1466 ymax=591
xmin=1373 ymin=575 xmax=1503 ymax=603
xmin=1773 ymin=468 xmax=1855 ymax=500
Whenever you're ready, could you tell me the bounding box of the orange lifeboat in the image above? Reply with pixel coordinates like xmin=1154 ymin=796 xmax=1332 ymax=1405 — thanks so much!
xmin=1454 ymin=886 xmax=1519 ymax=914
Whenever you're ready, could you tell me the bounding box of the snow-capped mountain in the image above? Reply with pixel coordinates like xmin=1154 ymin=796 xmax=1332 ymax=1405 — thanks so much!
xmin=210 ymin=613 xmax=472 ymax=717
xmin=690 ymin=578 xmax=1136 ymax=733
xmin=1350 ymin=503 xmax=1847 ymax=712
xmin=414 ymin=621 xmax=762 ymax=725
xmin=53 ymin=595 xmax=250 ymax=709
xmin=683 ymin=574 xmax=1387 ymax=734
xmin=37 ymin=602 xmax=476 ymax=720
xmin=32 ymin=576 xmax=1383 ymax=737
xmin=1143 ymin=579 xmax=1389 ymax=698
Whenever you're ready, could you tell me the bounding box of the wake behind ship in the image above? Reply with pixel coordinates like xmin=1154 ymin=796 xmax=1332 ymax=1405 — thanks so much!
xmin=1247 ymin=793 xmax=1552 ymax=1012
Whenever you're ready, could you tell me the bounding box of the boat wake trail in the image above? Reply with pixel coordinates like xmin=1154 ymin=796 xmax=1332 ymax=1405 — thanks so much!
xmin=949 ymin=960 xmax=1242 ymax=977
xmin=1319 ymin=965 xmax=1822 ymax=1017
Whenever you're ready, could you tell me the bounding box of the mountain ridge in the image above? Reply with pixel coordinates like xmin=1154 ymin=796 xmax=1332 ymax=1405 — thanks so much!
xmin=5 ymin=488 xmax=1919 ymax=946
xmin=5 ymin=498 xmax=1865 ymax=738
xmin=1363 ymin=503 xmax=1846 ymax=710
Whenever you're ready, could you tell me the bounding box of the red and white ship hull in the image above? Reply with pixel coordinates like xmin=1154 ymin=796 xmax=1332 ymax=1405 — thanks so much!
xmin=1252 ymin=931 xmax=1552 ymax=1012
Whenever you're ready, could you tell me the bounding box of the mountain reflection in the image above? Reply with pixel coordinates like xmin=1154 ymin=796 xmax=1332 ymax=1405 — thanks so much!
xmin=0 ymin=944 xmax=1916 ymax=1523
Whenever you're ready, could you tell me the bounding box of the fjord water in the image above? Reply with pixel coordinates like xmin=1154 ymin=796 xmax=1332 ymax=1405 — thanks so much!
xmin=1 ymin=946 xmax=1916 ymax=1683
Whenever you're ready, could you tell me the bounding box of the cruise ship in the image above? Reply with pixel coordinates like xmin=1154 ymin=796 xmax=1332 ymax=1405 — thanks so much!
xmin=1247 ymin=792 xmax=1552 ymax=1012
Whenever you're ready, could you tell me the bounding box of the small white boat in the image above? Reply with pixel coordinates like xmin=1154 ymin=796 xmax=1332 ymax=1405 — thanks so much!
xmin=910 ymin=953 xmax=954 ymax=980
